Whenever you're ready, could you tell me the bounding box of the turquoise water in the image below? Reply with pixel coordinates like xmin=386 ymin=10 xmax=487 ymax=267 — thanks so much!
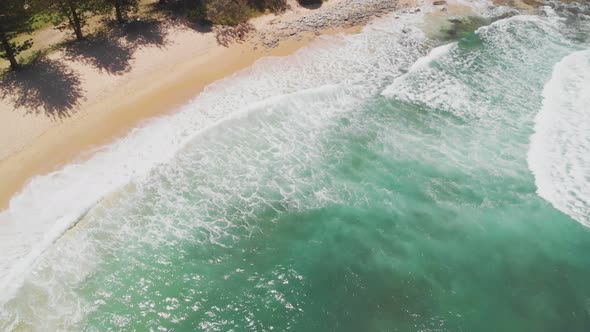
xmin=2 ymin=3 xmax=590 ymax=331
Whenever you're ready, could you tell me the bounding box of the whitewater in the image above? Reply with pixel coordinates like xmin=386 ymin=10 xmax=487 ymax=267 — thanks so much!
xmin=1 ymin=0 xmax=590 ymax=330
xmin=0 ymin=5 xmax=434 ymax=301
xmin=528 ymin=49 xmax=590 ymax=227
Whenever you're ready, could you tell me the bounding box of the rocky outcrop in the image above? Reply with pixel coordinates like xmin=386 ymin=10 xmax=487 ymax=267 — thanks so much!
xmin=256 ymin=0 xmax=401 ymax=48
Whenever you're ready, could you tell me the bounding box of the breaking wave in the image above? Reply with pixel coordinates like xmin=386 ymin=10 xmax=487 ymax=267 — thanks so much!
xmin=528 ymin=49 xmax=590 ymax=226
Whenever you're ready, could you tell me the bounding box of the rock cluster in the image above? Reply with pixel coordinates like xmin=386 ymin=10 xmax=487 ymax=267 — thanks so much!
xmin=257 ymin=0 xmax=401 ymax=48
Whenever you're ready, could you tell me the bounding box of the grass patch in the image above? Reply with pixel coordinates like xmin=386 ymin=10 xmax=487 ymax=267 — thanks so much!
xmin=31 ymin=11 xmax=54 ymax=30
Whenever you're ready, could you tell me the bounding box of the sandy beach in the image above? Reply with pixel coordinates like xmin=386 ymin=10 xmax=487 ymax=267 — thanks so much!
xmin=0 ymin=0 xmax=417 ymax=210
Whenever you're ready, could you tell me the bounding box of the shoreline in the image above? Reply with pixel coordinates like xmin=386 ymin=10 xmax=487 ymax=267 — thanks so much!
xmin=0 ymin=0 xmax=412 ymax=210
xmin=0 ymin=31 xmax=342 ymax=210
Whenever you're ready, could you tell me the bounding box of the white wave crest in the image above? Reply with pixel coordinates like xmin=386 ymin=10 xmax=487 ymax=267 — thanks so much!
xmin=381 ymin=13 xmax=577 ymax=121
xmin=381 ymin=42 xmax=456 ymax=97
xmin=528 ymin=49 xmax=590 ymax=226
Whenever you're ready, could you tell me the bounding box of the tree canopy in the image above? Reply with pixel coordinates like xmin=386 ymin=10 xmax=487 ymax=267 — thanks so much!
xmin=0 ymin=0 xmax=34 ymax=69
xmin=46 ymin=0 xmax=98 ymax=40
xmin=100 ymin=0 xmax=139 ymax=23
xmin=1 ymin=0 xmax=294 ymax=69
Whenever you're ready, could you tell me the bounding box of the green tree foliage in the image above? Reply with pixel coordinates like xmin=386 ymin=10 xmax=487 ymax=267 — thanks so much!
xmin=101 ymin=0 xmax=139 ymax=23
xmin=46 ymin=0 xmax=96 ymax=41
xmin=186 ymin=3 xmax=209 ymax=24
xmin=205 ymin=0 xmax=288 ymax=25
xmin=206 ymin=0 xmax=254 ymax=26
xmin=159 ymin=0 xmax=288 ymax=26
xmin=0 ymin=0 xmax=34 ymax=69
xmin=249 ymin=0 xmax=289 ymax=15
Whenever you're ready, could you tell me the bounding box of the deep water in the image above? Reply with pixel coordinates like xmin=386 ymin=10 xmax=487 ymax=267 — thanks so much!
xmin=1 ymin=2 xmax=590 ymax=331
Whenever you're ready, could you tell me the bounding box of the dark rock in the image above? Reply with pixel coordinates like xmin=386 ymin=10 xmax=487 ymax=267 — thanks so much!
xmin=433 ymin=0 xmax=447 ymax=5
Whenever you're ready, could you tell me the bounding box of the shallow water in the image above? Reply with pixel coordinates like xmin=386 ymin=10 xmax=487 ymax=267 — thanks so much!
xmin=1 ymin=1 xmax=590 ymax=331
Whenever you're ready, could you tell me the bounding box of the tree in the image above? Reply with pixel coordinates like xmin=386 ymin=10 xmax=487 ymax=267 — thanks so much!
xmin=206 ymin=0 xmax=253 ymax=26
xmin=102 ymin=0 xmax=139 ymax=23
xmin=47 ymin=0 xmax=96 ymax=41
xmin=0 ymin=0 xmax=34 ymax=69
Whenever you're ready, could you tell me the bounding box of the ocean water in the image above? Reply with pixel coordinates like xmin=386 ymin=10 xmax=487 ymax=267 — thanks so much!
xmin=1 ymin=1 xmax=590 ymax=331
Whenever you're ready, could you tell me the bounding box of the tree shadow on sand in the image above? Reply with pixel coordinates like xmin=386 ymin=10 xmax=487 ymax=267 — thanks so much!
xmin=213 ymin=23 xmax=254 ymax=47
xmin=117 ymin=19 xmax=170 ymax=48
xmin=0 ymin=59 xmax=84 ymax=119
xmin=184 ymin=21 xmax=213 ymax=33
xmin=64 ymin=35 xmax=134 ymax=74
xmin=63 ymin=19 xmax=170 ymax=75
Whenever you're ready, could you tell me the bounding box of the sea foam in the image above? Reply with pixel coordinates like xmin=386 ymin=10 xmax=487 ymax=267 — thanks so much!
xmin=1 ymin=0 xmax=573 ymax=329
xmin=528 ymin=50 xmax=590 ymax=226
xmin=381 ymin=42 xmax=456 ymax=98
xmin=0 ymin=7 xmax=434 ymax=306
